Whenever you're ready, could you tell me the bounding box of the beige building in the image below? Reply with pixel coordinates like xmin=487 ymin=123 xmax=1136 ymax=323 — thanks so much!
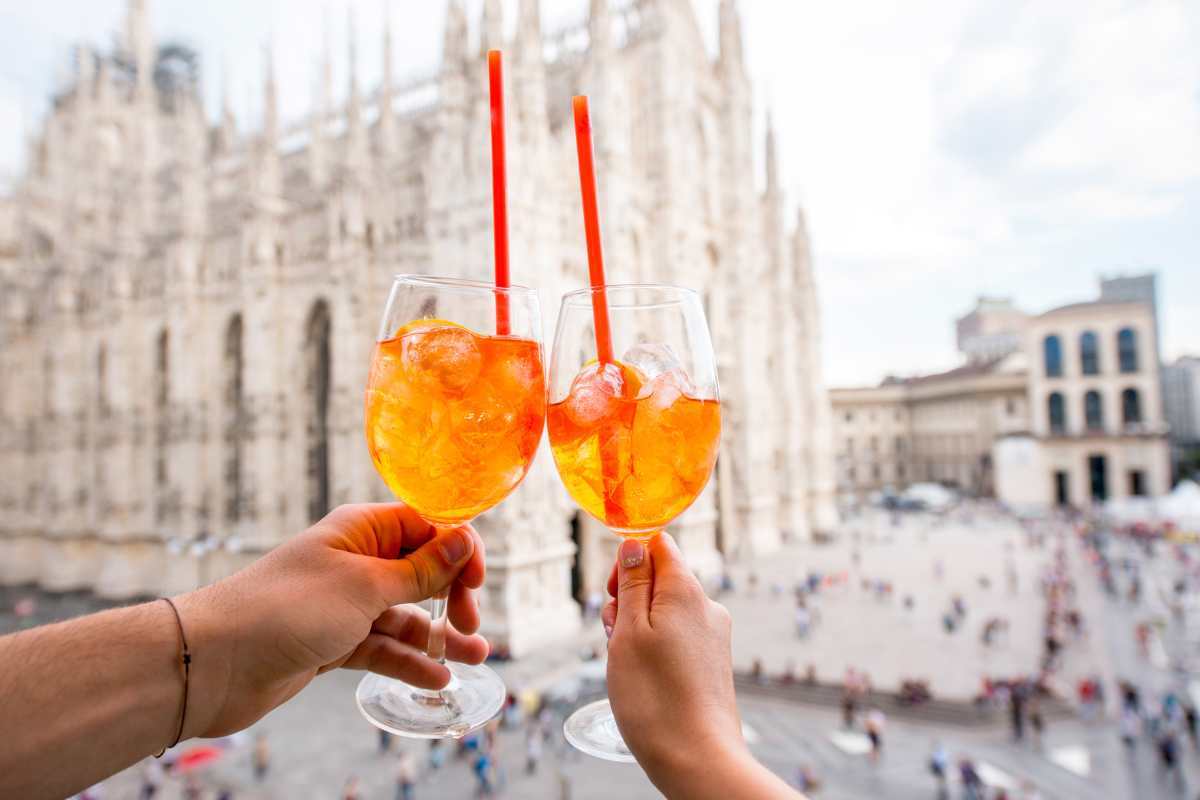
xmin=829 ymin=384 xmax=908 ymax=503
xmin=995 ymin=297 xmax=1170 ymax=508
xmin=0 ymin=1 xmax=840 ymax=655
xmin=830 ymin=356 xmax=1027 ymax=505
xmin=833 ymin=276 xmax=1171 ymax=511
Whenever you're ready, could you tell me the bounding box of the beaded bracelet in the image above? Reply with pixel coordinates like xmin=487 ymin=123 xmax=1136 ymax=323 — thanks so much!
xmin=154 ymin=597 xmax=191 ymax=758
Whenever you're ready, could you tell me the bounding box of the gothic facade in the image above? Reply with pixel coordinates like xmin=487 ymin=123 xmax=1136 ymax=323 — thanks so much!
xmin=0 ymin=0 xmax=838 ymax=655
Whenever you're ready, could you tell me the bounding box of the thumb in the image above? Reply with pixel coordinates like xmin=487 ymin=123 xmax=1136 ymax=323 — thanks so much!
xmin=377 ymin=525 xmax=475 ymax=605
xmin=615 ymin=537 xmax=652 ymax=628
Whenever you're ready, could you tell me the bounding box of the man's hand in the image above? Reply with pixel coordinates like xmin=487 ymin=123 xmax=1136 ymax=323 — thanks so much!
xmin=178 ymin=503 xmax=489 ymax=739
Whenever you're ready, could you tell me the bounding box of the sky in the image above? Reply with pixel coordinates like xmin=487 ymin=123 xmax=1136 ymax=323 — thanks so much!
xmin=0 ymin=0 xmax=1196 ymax=386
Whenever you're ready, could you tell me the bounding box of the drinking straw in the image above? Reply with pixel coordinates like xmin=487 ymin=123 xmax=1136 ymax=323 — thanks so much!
xmin=572 ymin=95 xmax=625 ymax=528
xmin=571 ymin=95 xmax=614 ymax=364
xmin=488 ymin=50 xmax=511 ymax=335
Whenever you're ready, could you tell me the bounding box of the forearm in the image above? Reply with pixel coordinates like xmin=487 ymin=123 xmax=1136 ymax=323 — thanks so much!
xmin=0 ymin=594 xmax=227 ymax=799
xmin=647 ymin=742 xmax=806 ymax=800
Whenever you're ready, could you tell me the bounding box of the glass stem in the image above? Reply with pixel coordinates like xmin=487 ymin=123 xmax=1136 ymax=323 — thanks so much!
xmin=425 ymin=524 xmax=458 ymax=664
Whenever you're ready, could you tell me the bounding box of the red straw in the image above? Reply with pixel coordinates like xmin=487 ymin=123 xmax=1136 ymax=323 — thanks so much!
xmin=488 ymin=50 xmax=511 ymax=335
xmin=572 ymin=95 xmax=614 ymax=364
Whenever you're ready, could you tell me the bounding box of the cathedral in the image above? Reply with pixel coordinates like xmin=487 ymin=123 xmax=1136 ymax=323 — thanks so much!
xmin=0 ymin=0 xmax=837 ymax=655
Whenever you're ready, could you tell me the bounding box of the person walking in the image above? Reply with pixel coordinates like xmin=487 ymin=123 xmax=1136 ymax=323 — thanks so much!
xmin=928 ymin=742 xmax=949 ymax=800
xmin=1029 ymin=694 xmax=1045 ymax=748
xmin=1120 ymin=706 xmax=1141 ymax=751
xmin=378 ymin=728 xmax=393 ymax=755
xmin=959 ymin=758 xmax=984 ymax=800
xmin=864 ymin=708 xmax=886 ymax=763
xmin=525 ymin=724 xmax=543 ymax=775
xmin=1157 ymin=729 xmax=1184 ymax=791
xmin=427 ymin=739 xmax=445 ymax=772
xmin=841 ymin=669 xmax=859 ymax=729
xmin=252 ymin=733 xmax=270 ymax=783
xmin=395 ymin=751 xmax=417 ymax=800
xmin=473 ymin=749 xmax=495 ymax=797
xmin=342 ymin=776 xmax=362 ymax=800
xmin=794 ymin=600 xmax=811 ymax=639
xmin=138 ymin=760 xmax=163 ymax=800
xmin=1010 ymin=682 xmax=1027 ymax=742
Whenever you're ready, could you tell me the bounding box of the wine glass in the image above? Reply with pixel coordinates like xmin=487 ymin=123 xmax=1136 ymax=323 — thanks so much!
xmin=357 ymin=274 xmax=546 ymax=737
xmin=547 ymin=284 xmax=721 ymax=760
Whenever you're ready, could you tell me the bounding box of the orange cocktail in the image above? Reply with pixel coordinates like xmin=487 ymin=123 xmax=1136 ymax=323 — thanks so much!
xmin=547 ymin=360 xmax=720 ymax=536
xmin=365 ymin=319 xmax=546 ymax=524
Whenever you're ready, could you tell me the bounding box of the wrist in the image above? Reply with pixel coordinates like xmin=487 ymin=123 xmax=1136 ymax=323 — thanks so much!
xmin=173 ymin=584 xmax=237 ymax=740
xmin=647 ymin=728 xmax=752 ymax=799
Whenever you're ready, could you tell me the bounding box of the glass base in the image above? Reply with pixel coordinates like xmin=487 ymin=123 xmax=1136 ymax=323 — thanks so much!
xmin=563 ymin=698 xmax=637 ymax=762
xmin=355 ymin=662 xmax=505 ymax=739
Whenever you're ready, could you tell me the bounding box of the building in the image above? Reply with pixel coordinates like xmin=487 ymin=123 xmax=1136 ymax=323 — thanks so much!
xmin=0 ymin=0 xmax=839 ymax=655
xmin=831 ymin=277 xmax=1170 ymax=511
xmin=995 ymin=295 xmax=1169 ymax=507
xmin=955 ymin=296 xmax=1026 ymax=363
xmin=830 ymin=355 xmax=1027 ymax=506
xmin=1164 ymin=356 xmax=1200 ymax=481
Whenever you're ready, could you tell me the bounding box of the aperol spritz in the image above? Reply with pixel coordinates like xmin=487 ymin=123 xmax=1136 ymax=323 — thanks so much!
xmin=547 ymin=284 xmax=721 ymax=760
xmin=356 ymin=275 xmax=545 ymax=739
xmin=366 ymin=320 xmax=545 ymax=524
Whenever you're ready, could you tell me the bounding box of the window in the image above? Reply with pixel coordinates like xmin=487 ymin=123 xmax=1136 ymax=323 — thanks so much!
xmin=844 ymin=411 xmax=854 ymax=423
xmin=1084 ymin=390 xmax=1104 ymax=432
xmin=1043 ymin=335 xmax=1063 ymax=377
xmin=894 ymin=410 xmax=902 ymax=421
xmin=869 ymin=436 xmax=878 ymax=452
xmin=1088 ymin=454 xmax=1108 ymax=502
xmin=1128 ymin=470 xmax=1147 ymax=497
xmin=1005 ymin=398 xmax=1016 ymax=416
xmin=305 ymin=301 xmax=333 ymax=524
xmin=1118 ymin=328 xmax=1138 ymax=373
xmin=96 ymin=345 xmax=108 ymax=417
xmin=898 ymin=464 xmax=906 ymax=479
xmin=872 ymin=465 xmax=881 ymax=480
xmin=846 ymin=437 xmax=854 ymax=454
xmin=1054 ymin=471 xmax=1070 ymax=506
xmin=895 ymin=436 xmax=905 ymax=454
xmin=1048 ymin=392 xmax=1067 ymax=434
xmin=1122 ymin=388 xmax=1142 ymax=426
xmin=848 ymin=467 xmax=857 ymax=481
xmin=1080 ymin=331 xmax=1099 ymax=375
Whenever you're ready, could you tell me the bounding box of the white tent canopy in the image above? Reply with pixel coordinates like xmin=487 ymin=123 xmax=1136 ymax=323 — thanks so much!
xmin=1103 ymin=481 xmax=1200 ymax=529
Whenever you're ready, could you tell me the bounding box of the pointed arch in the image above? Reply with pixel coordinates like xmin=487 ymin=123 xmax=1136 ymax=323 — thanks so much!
xmin=154 ymin=328 xmax=170 ymax=496
xmin=305 ymin=299 xmax=332 ymax=523
xmin=223 ymin=313 xmax=245 ymax=524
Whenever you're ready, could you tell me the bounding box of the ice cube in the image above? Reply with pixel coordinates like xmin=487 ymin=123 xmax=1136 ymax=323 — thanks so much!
xmin=621 ymin=343 xmax=682 ymax=381
xmin=401 ymin=324 xmax=483 ymax=394
xmin=564 ymin=361 xmax=631 ymax=427
xmin=622 ymin=343 xmax=695 ymax=399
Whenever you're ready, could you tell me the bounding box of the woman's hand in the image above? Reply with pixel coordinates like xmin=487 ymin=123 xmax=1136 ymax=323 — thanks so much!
xmin=177 ymin=503 xmax=489 ymax=739
xmin=603 ymin=533 xmax=803 ymax=800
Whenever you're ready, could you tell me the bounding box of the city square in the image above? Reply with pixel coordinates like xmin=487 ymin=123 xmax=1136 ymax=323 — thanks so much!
xmin=5 ymin=503 xmax=1199 ymax=799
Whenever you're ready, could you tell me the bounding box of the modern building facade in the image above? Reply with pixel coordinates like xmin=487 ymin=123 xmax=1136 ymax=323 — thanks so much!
xmin=0 ymin=0 xmax=839 ymax=655
xmin=1164 ymin=356 xmax=1200 ymax=481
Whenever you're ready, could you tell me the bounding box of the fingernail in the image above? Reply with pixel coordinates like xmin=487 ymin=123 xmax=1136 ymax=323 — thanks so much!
xmin=619 ymin=539 xmax=644 ymax=569
xmin=604 ymin=624 xmax=613 ymax=639
xmin=438 ymin=529 xmax=470 ymax=564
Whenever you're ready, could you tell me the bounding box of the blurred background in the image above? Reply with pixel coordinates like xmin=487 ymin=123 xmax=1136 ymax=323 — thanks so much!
xmin=0 ymin=1 xmax=1197 ymax=798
